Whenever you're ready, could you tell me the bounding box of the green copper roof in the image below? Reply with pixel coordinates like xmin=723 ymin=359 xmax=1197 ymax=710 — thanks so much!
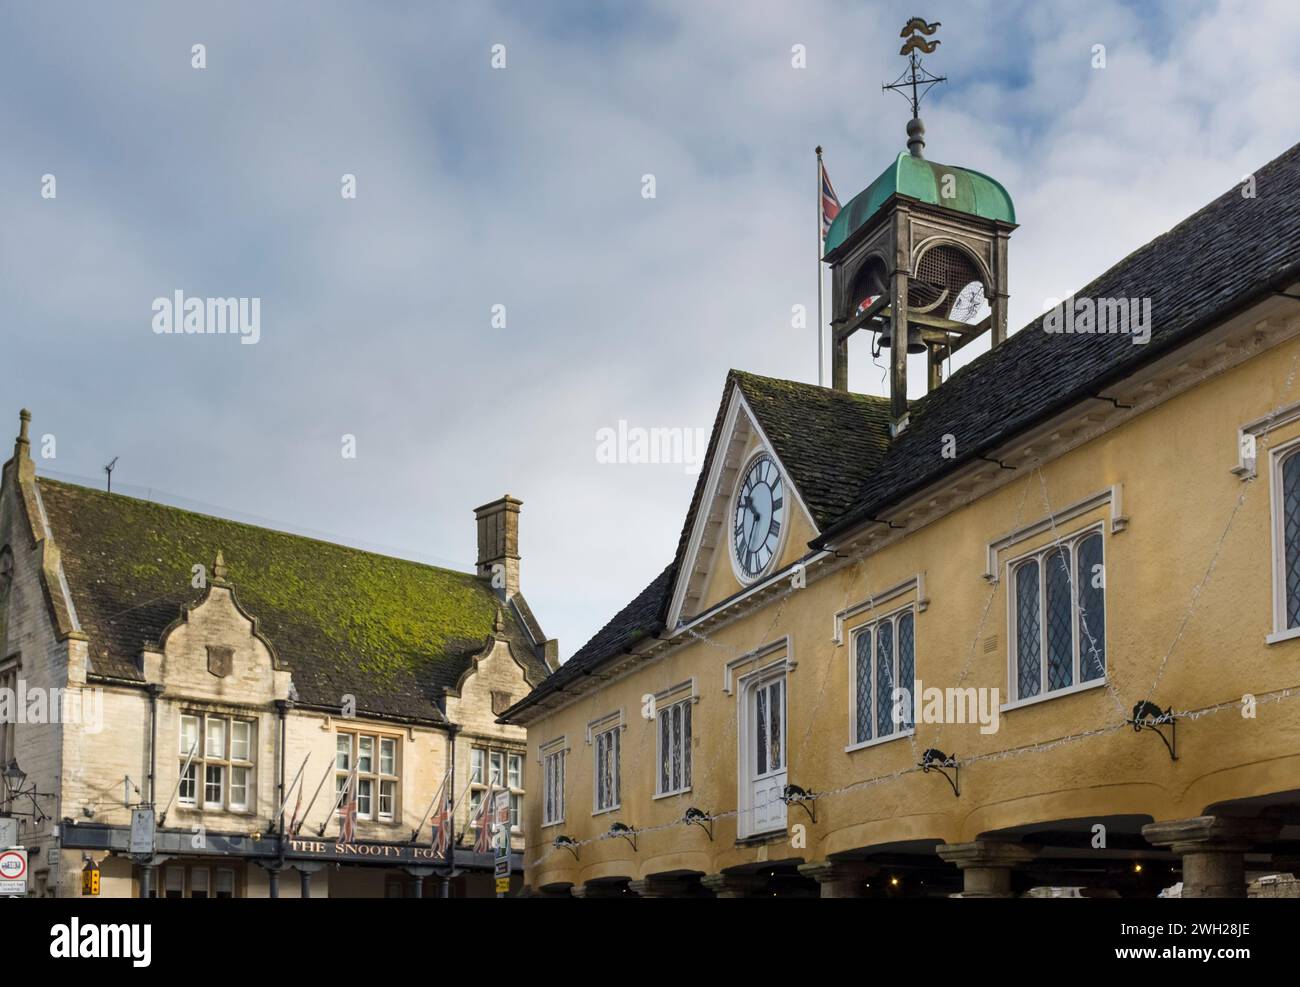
xmin=824 ymin=152 xmax=1015 ymax=255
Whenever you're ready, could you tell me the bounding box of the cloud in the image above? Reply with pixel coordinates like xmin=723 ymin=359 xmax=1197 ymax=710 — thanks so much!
xmin=2 ymin=0 xmax=1298 ymax=659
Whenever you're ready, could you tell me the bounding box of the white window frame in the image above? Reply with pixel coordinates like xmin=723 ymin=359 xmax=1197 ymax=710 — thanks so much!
xmin=1267 ymin=437 xmax=1300 ymax=643
xmin=591 ymin=723 xmax=621 ymax=815
xmin=469 ymin=744 xmax=526 ymax=834
xmin=178 ymin=712 xmax=255 ymax=813
xmin=1004 ymin=522 xmax=1108 ymax=710
xmin=336 ymin=729 xmax=400 ymax=823
xmin=654 ymin=697 xmax=693 ymax=797
xmin=540 ymin=738 xmax=566 ymax=828
xmin=845 ymin=602 xmax=917 ymax=753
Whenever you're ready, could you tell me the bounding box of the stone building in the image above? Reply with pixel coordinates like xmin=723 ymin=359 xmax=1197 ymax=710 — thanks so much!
xmin=0 ymin=424 xmax=556 ymax=897
xmin=502 ymin=134 xmax=1300 ymax=898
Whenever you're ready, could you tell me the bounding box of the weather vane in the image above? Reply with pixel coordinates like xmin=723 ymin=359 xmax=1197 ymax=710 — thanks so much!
xmin=882 ymin=17 xmax=946 ymax=156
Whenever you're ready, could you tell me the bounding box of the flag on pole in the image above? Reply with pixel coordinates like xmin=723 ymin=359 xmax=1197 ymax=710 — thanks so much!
xmin=473 ymin=784 xmax=494 ymax=854
xmin=339 ymin=779 xmax=358 ymax=843
xmin=820 ymin=159 xmax=841 ymax=242
xmin=432 ymin=795 xmax=453 ymax=854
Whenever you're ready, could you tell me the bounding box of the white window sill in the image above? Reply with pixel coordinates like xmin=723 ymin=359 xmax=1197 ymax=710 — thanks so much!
xmin=653 ymin=786 xmax=692 ymax=800
xmin=541 ymin=819 xmax=566 ymax=830
xmin=1265 ymin=625 xmax=1300 ymax=645
xmin=844 ymin=728 xmax=915 ymax=753
xmin=591 ymin=805 xmax=621 ymax=817
xmin=1001 ymin=676 xmax=1107 ymax=712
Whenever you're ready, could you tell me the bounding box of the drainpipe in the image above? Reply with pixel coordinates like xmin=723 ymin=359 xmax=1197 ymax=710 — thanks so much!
xmin=142 ymin=684 xmax=163 ymax=899
xmin=271 ymin=699 xmax=289 ymax=899
xmin=441 ymin=724 xmax=458 ymax=899
xmin=147 ymin=684 xmax=164 ymax=806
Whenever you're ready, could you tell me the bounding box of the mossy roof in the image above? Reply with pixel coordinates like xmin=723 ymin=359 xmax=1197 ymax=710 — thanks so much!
xmin=38 ymin=478 xmax=548 ymax=722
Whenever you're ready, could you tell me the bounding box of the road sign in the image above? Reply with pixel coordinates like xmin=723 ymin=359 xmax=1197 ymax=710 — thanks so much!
xmin=129 ymin=808 xmax=156 ymax=855
xmin=495 ymin=876 xmax=510 ymax=894
xmin=81 ymin=860 xmax=100 ymax=897
xmin=0 ymin=848 xmax=28 ymax=895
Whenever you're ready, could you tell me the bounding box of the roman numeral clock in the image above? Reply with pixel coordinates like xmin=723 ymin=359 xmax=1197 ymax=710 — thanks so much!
xmin=732 ymin=452 xmax=785 ymax=580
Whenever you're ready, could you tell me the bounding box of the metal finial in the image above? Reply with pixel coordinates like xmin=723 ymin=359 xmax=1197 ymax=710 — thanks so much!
xmin=883 ymin=18 xmax=947 ymax=157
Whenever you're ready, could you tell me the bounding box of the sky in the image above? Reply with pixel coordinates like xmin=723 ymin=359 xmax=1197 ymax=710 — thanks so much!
xmin=3 ymin=0 xmax=1300 ymax=661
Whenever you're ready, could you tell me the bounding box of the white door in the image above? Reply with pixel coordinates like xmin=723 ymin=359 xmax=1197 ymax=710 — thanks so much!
xmin=746 ymin=675 xmax=787 ymax=835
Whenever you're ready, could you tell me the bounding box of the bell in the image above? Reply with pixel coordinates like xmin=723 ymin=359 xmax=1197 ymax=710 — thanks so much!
xmin=877 ymin=321 xmax=926 ymax=354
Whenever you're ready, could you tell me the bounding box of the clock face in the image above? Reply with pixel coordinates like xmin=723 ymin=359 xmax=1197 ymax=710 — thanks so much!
xmin=733 ymin=454 xmax=784 ymax=579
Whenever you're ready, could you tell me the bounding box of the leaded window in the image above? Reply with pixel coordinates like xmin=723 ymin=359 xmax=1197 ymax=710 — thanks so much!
xmin=594 ymin=725 xmax=621 ymax=812
xmin=1010 ymin=529 xmax=1106 ymax=702
xmin=542 ymin=745 xmax=565 ymax=826
xmin=656 ymin=698 xmax=692 ymax=796
xmin=1284 ymin=450 xmax=1300 ymax=629
xmin=851 ymin=608 xmax=916 ymax=745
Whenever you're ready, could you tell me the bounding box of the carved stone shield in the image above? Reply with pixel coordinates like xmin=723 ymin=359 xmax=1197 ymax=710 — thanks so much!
xmin=207 ymin=645 xmax=234 ymax=678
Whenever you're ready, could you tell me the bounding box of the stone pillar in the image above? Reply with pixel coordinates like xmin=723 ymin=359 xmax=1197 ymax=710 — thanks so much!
xmin=628 ymin=876 xmax=690 ymax=898
xmin=936 ymin=841 xmax=1036 ymax=898
xmin=798 ymin=859 xmax=879 ymax=898
xmin=297 ymin=863 xmax=324 ymax=898
xmin=1142 ymin=816 xmax=1279 ymax=898
xmin=405 ymin=866 xmax=436 ymax=898
xmin=700 ymin=873 xmax=765 ymax=899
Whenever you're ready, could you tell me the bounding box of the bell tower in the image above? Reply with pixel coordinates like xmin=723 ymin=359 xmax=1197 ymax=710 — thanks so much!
xmin=822 ymin=18 xmax=1016 ymax=431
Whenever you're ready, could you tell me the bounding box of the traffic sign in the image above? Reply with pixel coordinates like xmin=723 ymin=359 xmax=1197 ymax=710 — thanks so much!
xmin=0 ymin=848 xmax=28 ymax=895
xmin=495 ymin=876 xmax=510 ymax=894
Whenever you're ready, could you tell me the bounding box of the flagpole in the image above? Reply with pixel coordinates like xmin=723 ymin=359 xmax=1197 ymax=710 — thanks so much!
xmin=271 ymin=752 xmax=310 ymax=829
xmin=410 ymin=766 xmax=451 ymax=843
xmin=318 ymin=760 xmax=359 ymax=838
xmin=816 ymin=145 xmax=826 ymax=387
xmin=295 ymin=760 xmax=333 ymax=836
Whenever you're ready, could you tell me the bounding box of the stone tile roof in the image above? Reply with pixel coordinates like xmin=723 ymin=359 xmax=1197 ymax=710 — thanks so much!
xmin=37 ymin=478 xmax=550 ymax=722
xmin=504 ymin=139 xmax=1300 ymax=719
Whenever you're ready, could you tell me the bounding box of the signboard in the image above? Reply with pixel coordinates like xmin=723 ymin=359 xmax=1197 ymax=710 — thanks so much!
xmin=128 ymin=809 xmax=156 ymax=856
xmin=492 ymin=790 xmax=511 ymax=880
xmin=0 ymin=848 xmax=28 ymax=895
xmin=495 ymin=876 xmax=510 ymax=894
xmin=82 ymin=861 xmax=100 ymax=897
xmin=0 ymin=817 xmax=17 ymax=849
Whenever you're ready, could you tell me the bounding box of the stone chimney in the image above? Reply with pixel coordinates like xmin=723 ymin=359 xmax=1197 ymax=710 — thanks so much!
xmin=474 ymin=495 xmax=522 ymax=599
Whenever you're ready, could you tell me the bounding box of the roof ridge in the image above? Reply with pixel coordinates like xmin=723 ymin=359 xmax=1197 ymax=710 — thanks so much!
xmin=38 ymin=476 xmax=479 ymax=582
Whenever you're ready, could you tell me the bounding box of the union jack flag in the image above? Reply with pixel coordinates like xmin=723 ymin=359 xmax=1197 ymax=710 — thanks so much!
xmin=820 ymin=159 xmax=841 ymax=241
xmin=339 ymin=787 xmax=358 ymax=843
xmin=432 ymin=796 xmax=452 ymax=855
xmin=473 ymin=784 xmax=494 ymax=854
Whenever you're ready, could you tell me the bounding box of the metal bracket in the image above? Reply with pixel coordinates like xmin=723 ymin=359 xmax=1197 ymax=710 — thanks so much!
xmin=919 ymin=748 xmax=960 ymax=796
xmin=781 ymin=784 xmax=817 ymax=824
xmin=553 ymin=835 xmax=580 ymax=860
xmin=606 ymin=822 xmax=637 ymax=852
xmin=683 ymin=807 xmax=714 ymax=841
xmin=976 ymin=455 xmax=1017 ymax=471
xmin=1128 ymin=700 xmax=1177 ymax=761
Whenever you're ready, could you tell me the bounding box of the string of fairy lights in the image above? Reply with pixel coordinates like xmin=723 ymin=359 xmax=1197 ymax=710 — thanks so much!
xmin=530 ymin=334 xmax=1300 ymax=874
